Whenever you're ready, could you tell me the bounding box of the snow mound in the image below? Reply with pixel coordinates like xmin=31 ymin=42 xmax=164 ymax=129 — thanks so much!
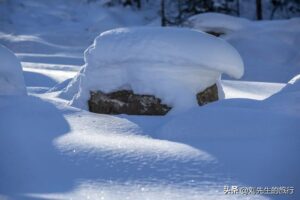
xmin=0 ymin=44 xmax=27 ymax=95
xmin=83 ymin=27 xmax=244 ymax=79
xmin=225 ymin=18 xmax=300 ymax=82
xmin=61 ymin=27 xmax=244 ymax=111
xmin=158 ymin=81 xmax=300 ymax=189
xmin=184 ymin=12 xmax=251 ymax=34
xmin=186 ymin=13 xmax=300 ymax=82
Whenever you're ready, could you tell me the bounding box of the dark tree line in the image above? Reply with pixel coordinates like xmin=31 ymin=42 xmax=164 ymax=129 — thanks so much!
xmin=256 ymin=0 xmax=263 ymax=20
xmin=94 ymin=0 xmax=300 ymax=25
xmin=269 ymin=0 xmax=300 ymax=19
xmin=100 ymin=0 xmax=142 ymax=9
xmin=161 ymin=0 xmax=240 ymax=26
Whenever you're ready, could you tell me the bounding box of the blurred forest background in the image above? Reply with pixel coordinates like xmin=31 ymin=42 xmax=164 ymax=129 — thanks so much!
xmin=93 ymin=0 xmax=300 ymax=25
xmin=1 ymin=0 xmax=300 ymax=27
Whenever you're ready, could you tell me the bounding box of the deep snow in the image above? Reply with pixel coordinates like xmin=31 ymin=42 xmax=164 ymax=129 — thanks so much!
xmin=186 ymin=13 xmax=300 ymax=82
xmin=61 ymin=27 xmax=244 ymax=111
xmin=0 ymin=1 xmax=299 ymax=200
xmin=184 ymin=12 xmax=251 ymax=34
xmin=0 ymin=44 xmax=27 ymax=95
xmin=1 ymin=80 xmax=286 ymax=200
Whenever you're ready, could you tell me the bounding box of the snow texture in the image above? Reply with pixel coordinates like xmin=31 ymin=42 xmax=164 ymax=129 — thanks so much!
xmin=225 ymin=18 xmax=300 ymax=82
xmin=61 ymin=27 xmax=244 ymax=111
xmin=185 ymin=12 xmax=251 ymax=34
xmin=186 ymin=13 xmax=300 ymax=82
xmin=0 ymin=44 xmax=27 ymax=95
xmin=0 ymin=1 xmax=299 ymax=200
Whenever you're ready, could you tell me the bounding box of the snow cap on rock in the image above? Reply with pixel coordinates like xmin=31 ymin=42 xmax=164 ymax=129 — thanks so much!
xmin=62 ymin=27 xmax=244 ymax=111
xmin=85 ymin=27 xmax=244 ymax=79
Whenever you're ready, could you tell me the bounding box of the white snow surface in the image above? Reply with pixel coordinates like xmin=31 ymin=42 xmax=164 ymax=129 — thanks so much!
xmin=0 ymin=44 xmax=27 ymax=95
xmin=0 ymin=0 xmax=156 ymax=66
xmin=61 ymin=27 xmax=244 ymax=111
xmin=186 ymin=13 xmax=300 ymax=82
xmin=1 ymin=1 xmax=300 ymax=200
xmin=225 ymin=18 xmax=300 ymax=82
xmin=185 ymin=12 xmax=251 ymax=34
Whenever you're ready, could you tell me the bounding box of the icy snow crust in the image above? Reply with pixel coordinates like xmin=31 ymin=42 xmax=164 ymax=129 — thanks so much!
xmin=0 ymin=44 xmax=26 ymax=95
xmin=62 ymin=27 xmax=244 ymax=111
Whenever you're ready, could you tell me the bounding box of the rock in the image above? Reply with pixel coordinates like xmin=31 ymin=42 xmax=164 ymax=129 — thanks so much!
xmin=88 ymin=84 xmax=219 ymax=115
xmin=196 ymin=84 xmax=219 ymax=105
xmin=88 ymin=90 xmax=171 ymax=115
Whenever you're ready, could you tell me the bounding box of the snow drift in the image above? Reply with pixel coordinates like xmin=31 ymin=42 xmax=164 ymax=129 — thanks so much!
xmin=0 ymin=44 xmax=27 ymax=95
xmin=185 ymin=13 xmax=300 ymax=82
xmin=61 ymin=27 xmax=244 ymax=111
xmin=226 ymin=18 xmax=300 ymax=82
xmin=184 ymin=12 xmax=251 ymax=35
xmin=158 ymin=75 xmax=300 ymax=189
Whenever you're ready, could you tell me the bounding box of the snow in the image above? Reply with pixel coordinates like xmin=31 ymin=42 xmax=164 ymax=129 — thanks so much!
xmin=61 ymin=27 xmax=244 ymax=111
xmin=0 ymin=90 xmax=273 ymax=200
xmin=263 ymin=74 xmax=300 ymax=115
xmin=222 ymin=80 xmax=285 ymax=100
xmin=0 ymin=44 xmax=27 ymax=95
xmin=0 ymin=93 xmax=217 ymax=199
xmin=186 ymin=13 xmax=300 ymax=82
xmin=184 ymin=12 xmax=251 ymax=34
xmin=158 ymin=81 xmax=300 ymax=189
xmin=26 ymin=182 xmax=267 ymax=200
xmin=0 ymin=0 xmax=154 ymax=65
xmin=0 ymin=1 xmax=300 ymax=200
xmin=225 ymin=18 xmax=300 ymax=82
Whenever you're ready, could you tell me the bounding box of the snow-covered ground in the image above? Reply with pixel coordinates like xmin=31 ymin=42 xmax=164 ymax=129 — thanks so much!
xmin=0 ymin=44 xmax=27 ymax=95
xmin=0 ymin=1 xmax=299 ymax=200
xmin=185 ymin=13 xmax=300 ymax=83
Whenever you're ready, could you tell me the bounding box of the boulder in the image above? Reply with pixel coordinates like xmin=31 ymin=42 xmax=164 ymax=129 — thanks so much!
xmin=88 ymin=84 xmax=219 ymax=115
xmin=88 ymin=90 xmax=171 ymax=115
xmin=196 ymin=84 xmax=219 ymax=106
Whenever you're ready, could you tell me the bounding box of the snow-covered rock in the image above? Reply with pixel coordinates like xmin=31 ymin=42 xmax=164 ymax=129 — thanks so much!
xmin=61 ymin=27 xmax=244 ymax=112
xmin=225 ymin=18 xmax=300 ymax=82
xmin=186 ymin=13 xmax=300 ymax=82
xmin=184 ymin=13 xmax=251 ymax=35
xmin=0 ymin=44 xmax=27 ymax=95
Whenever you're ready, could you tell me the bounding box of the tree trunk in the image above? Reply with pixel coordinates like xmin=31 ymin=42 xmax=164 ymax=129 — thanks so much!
xmin=236 ymin=0 xmax=240 ymax=16
xmin=161 ymin=0 xmax=167 ymax=26
xmin=135 ymin=0 xmax=141 ymax=9
xmin=256 ymin=0 xmax=263 ymax=20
